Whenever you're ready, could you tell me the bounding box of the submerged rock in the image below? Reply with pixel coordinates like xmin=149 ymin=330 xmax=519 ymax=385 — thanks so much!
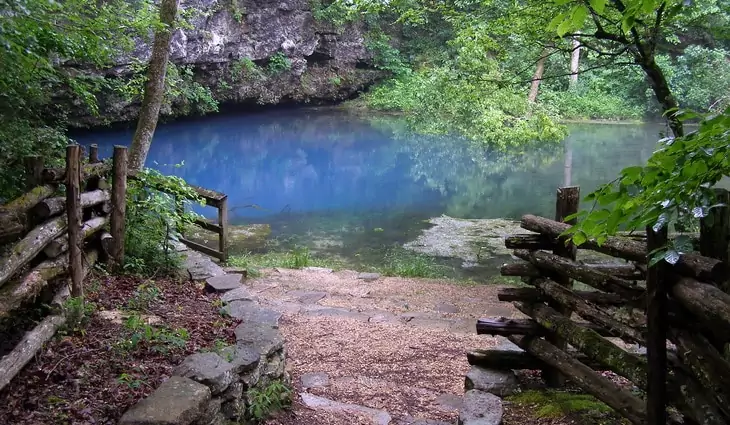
xmin=404 ymin=215 xmax=534 ymax=268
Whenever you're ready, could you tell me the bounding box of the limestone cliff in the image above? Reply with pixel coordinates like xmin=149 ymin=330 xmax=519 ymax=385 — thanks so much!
xmin=72 ymin=0 xmax=384 ymax=127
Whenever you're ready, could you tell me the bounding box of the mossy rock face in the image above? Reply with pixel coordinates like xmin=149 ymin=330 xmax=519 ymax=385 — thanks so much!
xmin=403 ymin=215 xmax=534 ymax=268
xmin=186 ymin=223 xmax=272 ymax=253
xmin=506 ymin=390 xmax=619 ymax=421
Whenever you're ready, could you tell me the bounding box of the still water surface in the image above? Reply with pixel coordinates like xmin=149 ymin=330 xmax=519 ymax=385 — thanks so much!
xmin=74 ymin=107 xmax=666 ymax=271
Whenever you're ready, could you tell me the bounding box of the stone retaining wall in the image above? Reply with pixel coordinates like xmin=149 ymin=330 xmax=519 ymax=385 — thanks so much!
xmin=120 ymin=273 xmax=288 ymax=425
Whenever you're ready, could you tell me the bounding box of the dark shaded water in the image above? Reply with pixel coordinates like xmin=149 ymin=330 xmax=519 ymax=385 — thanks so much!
xmin=73 ymin=107 xmax=665 ymax=269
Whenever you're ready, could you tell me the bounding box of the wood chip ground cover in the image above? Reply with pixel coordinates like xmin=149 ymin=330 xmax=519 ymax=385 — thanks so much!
xmin=0 ymin=274 xmax=236 ymax=425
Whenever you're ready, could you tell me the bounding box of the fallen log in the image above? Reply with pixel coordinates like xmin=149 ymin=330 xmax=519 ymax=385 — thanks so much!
xmin=532 ymin=278 xmax=646 ymax=344
xmin=0 ymin=184 xmax=57 ymax=240
xmin=500 ymin=261 xmax=644 ymax=280
xmin=671 ymin=277 xmax=730 ymax=341
xmin=467 ymin=348 xmax=610 ymax=370
xmin=515 ymin=302 xmax=648 ymax=388
xmin=513 ymin=249 xmax=644 ymax=300
xmin=41 ymin=161 xmax=111 ymax=184
xmin=498 ymin=287 xmax=625 ymax=305
xmin=508 ymin=335 xmax=647 ymax=425
xmin=100 ymin=231 xmax=114 ymax=256
xmin=31 ymin=189 xmax=110 ymax=219
xmin=43 ymin=216 xmax=108 ymax=258
xmin=476 ymin=317 xmax=614 ymax=337
xmin=520 ymin=214 xmax=728 ymax=282
xmin=0 ymin=249 xmax=98 ymax=392
xmin=0 ymin=249 xmax=99 ymax=318
xmin=0 ymin=215 xmax=67 ymax=288
xmin=504 ymin=234 xmax=555 ymax=250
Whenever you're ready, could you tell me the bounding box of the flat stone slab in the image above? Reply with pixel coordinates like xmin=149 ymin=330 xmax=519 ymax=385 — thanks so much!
xmin=435 ymin=393 xmax=463 ymax=410
xmin=435 ymin=302 xmax=459 ymax=314
xmin=303 ymin=266 xmax=334 ymax=273
xmin=300 ymin=392 xmax=391 ymax=425
xmin=119 ymin=376 xmax=211 ymax=425
xmin=173 ymin=352 xmax=235 ymax=395
xmin=465 ymin=365 xmax=519 ymax=397
xmin=186 ymin=251 xmax=224 ymax=281
xmin=286 ymin=290 xmax=328 ymax=304
xmin=357 ymin=272 xmax=381 ymax=282
xmin=458 ymin=390 xmax=503 ymax=425
xmin=397 ymin=418 xmax=453 ymax=425
xmin=219 ymin=343 xmax=261 ymax=374
xmin=301 ymin=372 xmax=330 ymax=389
xmin=225 ymin=300 xmax=282 ymax=328
xmin=221 ymin=286 xmax=256 ymax=303
xmin=234 ymin=323 xmax=284 ymax=357
xmin=303 ymin=306 xmax=369 ymax=321
xmin=206 ymin=274 xmax=243 ymax=293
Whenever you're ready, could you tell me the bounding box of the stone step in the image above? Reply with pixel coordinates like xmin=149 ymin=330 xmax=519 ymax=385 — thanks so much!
xmin=205 ymin=274 xmax=244 ymax=293
xmin=300 ymin=392 xmax=391 ymax=425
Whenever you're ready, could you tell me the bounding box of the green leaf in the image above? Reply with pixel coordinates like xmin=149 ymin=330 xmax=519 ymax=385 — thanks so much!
xmin=548 ymin=12 xmax=567 ymax=33
xmin=572 ymin=231 xmax=587 ymax=246
xmin=557 ymin=17 xmax=573 ymax=36
xmin=571 ymin=5 xmax=589 ymax=28
xmin=621 ymin=16 xmax=636 ymax=34
xmin=589 ymin=0 xmax=606 ymax=13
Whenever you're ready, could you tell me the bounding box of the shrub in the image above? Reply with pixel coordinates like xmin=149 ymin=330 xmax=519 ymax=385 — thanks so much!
xmin=267 ymin=52 xmax=292 ymax=74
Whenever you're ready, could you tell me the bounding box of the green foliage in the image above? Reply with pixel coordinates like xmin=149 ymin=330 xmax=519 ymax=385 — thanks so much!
xmin=310 ymin=0 xmax=355 ymax=26
xmin=165 ymin=64 xmax=219 ymax=115
xmin=541 ymin=86 xmax=644 ymax=121
xmin=117 ymin=373 xmax=145 ymax=389
xmin=564 ymin=107 xmax=730 ymax=264
xmin=364 ymin=30 xmax=411 ymax=76
xmin=366 ymin=66 xmax=567 ymax=148
xmin=379 ymin=248 xmax=449 ymax=278
xmin=663 ymin=46 xmax=730 ymax=113
xmin=507 ymin=390 xmax=613 ymax=419
xmin=268 ymin=52 xmax=292 ymax=74
xmin=229 ymin=247 xmax=343 ymax=275
xmin=61 ymin=296 xmax=97 ymax=336
xmin=231 ymin=58 xmax=262 ymax=80
xmin=126 ymin=282 xmax=163 ymax=311
xmin=230 ymin=0 xmax=246 ymax=23
xmin=119 ymin=312 xmax=190 ymax=353
xmin=124 ymin=167 xmax=204 ymax=276
xmin=247 ymin=380 xmax=292 ymax=421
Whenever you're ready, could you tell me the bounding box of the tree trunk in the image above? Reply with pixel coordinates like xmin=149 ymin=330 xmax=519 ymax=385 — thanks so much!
xmin=0 ymin=215 xmax=67 ymax=288
xmin=509 ymin=335 xmax=648 ymax=425
xmin=31 ymin=189 xmax=110 ymax=219
xmin=128 ymin=0 xmax=180 ymax=172
xmin=569 ymin=36 xmax=581 ymax=88
xmin=636 ymin=54 xmax=684 ymax=138
xmin=466 ymin=348 xmax=616 ymax=370
xmin=528 ymin=48 xmax=550 ymax=103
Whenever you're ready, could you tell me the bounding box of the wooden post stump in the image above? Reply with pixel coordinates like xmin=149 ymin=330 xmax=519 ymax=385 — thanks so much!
xmin=66 ymin=145 xmax=83 ymax=299
xmin=110 ymin=146 xmax=128 ymax=271
xmin=646 ymin=225 xmax=669 ymax=425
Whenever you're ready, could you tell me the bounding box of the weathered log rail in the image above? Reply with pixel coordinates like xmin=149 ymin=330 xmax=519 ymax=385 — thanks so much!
xmin=0 ymin=144 xmax=229 ymax=392
xmin=472 ymin=185 xmax=730 ymax=425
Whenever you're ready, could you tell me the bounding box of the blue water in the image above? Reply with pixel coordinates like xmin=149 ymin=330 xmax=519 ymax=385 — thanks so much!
xmin=73 ymin=107 xmax=666 ymax=269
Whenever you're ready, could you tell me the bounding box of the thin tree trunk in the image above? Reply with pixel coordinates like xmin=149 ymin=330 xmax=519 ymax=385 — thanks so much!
xmin=636 ymin=54 xmax=683 ymax=137
xmin=528 ymin=48 xmax=550 ymax=103
xmin=569 ymin=35 xmax=581 ymax=88
xmin=127 ymin=0 xmax=180 ymax=172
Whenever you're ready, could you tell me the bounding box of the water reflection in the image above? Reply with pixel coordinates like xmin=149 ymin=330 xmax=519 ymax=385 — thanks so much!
xmin=74 ymin=108 xmax=665 ymax=253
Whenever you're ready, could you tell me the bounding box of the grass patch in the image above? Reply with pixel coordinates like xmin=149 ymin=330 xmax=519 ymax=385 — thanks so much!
xmin=228 ymin=247 xmax=345 ymax=277
xmin=360 ymin=247 xmax=451 ymax=279
xmin=506 ymin=390 xmax=614 ymax=419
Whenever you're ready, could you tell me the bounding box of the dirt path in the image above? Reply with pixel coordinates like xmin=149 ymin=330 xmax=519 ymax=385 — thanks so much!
xmin=240 ymin=267 xmax=522 ymax=424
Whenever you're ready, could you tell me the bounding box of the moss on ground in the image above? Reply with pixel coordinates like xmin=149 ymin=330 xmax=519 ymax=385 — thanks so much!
xmin=506 ymin=390 xmax=614 ymax=419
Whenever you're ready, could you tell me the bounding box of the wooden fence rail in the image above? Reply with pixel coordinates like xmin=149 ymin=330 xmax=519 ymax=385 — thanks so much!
xmin=0 ymin=144 xmax=229 ymax=392
xmin=474 ymin=185 xmax=730 ymax=425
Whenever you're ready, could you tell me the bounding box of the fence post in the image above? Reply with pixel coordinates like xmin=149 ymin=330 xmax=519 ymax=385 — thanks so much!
xmin=646 ymin=225 xmax=668 ymax=425
xmin=24 ymin=156 xmax=44 ymax=191
xmin=543 ymin=185 xmax=580 ymax=387
xmin=700 ymin=188 xmax=730 ymax=264
xmin=219 ymin=196 xmax=228 ymax=263
xmin=89 ymin=144 xmax=99 ymax=164
xmin=110 ymin=146 xmax=128 ymax=271
xmin=66 ymin=145 xmax=83 ymax=298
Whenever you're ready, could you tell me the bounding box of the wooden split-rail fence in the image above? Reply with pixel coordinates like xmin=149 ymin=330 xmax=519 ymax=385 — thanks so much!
xmin=474 ymin=185 xmax=730 ymax=425
xmin=0 ymin=144 xmax=228 ymax=392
